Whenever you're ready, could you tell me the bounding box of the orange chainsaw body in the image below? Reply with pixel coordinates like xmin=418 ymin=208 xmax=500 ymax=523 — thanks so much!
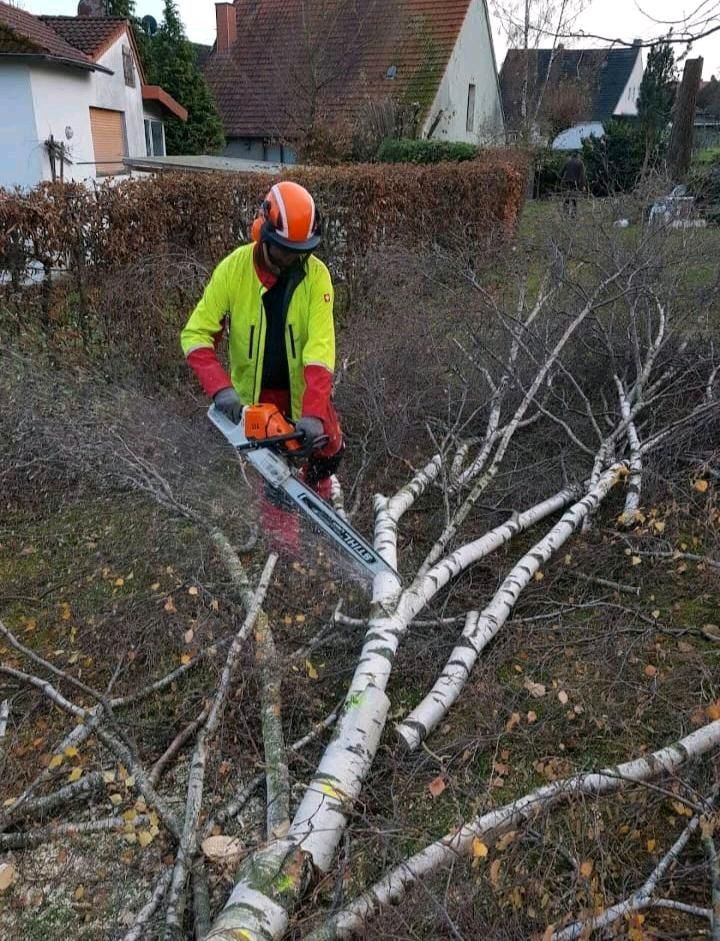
xmin=244 ymin=403 xmax=302 ymax=452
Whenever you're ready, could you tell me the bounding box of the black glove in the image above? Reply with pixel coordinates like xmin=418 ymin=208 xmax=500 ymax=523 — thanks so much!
xmin=294 ymin=416 xmax=327 ymax=458
xmin=214 ymin=387 xmax=243 ymax=424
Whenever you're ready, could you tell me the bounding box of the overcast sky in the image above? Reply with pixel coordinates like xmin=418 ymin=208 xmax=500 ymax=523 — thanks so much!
xmin=18 ymin=0 xmax=720 ymax=77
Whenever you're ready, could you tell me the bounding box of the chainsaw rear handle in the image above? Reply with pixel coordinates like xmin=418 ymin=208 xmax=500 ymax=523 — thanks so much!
xmin=236 ymin=430 xmax=305 ymax=453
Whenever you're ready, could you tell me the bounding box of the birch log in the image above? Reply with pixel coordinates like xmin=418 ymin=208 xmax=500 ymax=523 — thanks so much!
xmin=205 ymin=487 xmax=579 ymax=940
xmin=396 ymin=466 xmax=623 ymax=750
xmin=255 ymin=613 xmax=290 ymax=840
xmin=616 ymin=379 xmax=643 ymax=523
xmin=304 ymin=720 xmax=720 ymax=941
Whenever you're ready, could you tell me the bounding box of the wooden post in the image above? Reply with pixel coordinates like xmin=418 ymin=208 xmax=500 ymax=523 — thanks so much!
xmin=668 ymin=57 xmax=704 ymax=181
xmin=47 ymin=134 xmax=57 ymax=183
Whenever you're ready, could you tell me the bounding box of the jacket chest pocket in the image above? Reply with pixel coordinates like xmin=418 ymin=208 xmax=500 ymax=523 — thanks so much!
xmin=229 ymin=296 xmax=261 ymax=362
xmin=287 ymin=312 xmax=305 ymax=359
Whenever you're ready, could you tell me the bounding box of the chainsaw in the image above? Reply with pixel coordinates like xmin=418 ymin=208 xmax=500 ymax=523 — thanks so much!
xmin=208 ymin=403 xmax=401 ymax=586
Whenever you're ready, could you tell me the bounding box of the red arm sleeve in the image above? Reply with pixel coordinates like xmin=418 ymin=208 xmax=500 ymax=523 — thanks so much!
xmin=302 ymin=364 xmax=333 ymax=423
xmin=187 ymin=347 xmax=232 ymax=399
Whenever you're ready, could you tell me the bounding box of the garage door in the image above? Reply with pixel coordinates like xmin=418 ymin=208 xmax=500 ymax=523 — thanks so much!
xmin=89 ymin=108 xmax=126 ymax=176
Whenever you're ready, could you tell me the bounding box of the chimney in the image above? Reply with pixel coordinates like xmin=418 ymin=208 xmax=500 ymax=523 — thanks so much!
xmin=78 ymin=0 xmax=106 ymax=15
xmin=216 ymin=3 xmax=237 ymax=54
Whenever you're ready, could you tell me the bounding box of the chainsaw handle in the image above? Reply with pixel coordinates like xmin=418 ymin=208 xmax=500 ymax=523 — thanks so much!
xmin=237 ymin=430 xmax=305 ymax=453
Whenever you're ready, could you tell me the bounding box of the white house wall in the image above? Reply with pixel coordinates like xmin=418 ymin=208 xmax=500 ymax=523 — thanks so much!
xmin=614 ymin=50 xmax=644 ymax=116
xmin=29 ymin=63 xmax=95 ymax=183
xmin=423 ymin=0 xmax=504 ymax=143
xmin=0 ymin=63 xmax=43 ymax=189
xmin=5 ymin=29 xmax=153 ymax=188
xmin=92 ymin=34 xmax=147 ymax=162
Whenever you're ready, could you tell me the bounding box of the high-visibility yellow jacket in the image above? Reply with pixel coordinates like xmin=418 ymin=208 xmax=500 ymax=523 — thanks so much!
xmin=181 ymin=243 xmax=335 ymax=422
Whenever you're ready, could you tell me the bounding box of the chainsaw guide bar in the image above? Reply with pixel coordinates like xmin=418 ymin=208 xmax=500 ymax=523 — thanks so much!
xmin=208 ymin=406 xmax=401 ymax=587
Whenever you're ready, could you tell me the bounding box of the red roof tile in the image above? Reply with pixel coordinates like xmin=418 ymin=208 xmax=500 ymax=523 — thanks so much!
xmin=39 ymin=15 xmax=126 ymax=58
xmin=203 ymin=0 xmax=473 ymax=139
xmin=0 ymin=1 xmax=94 ymax=68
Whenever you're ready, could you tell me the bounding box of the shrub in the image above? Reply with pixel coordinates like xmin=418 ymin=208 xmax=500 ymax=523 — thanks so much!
xmin=581 ymin=120 xmax=646 ymax=196
xmin=532 ymin=149 xmax=570 ymax=198
xmin=351 ymin=99 xmax=423 ymax=162
xmin=0 ymin=154 xmax=529 ymax=375
xmin=533 ymin=121 xmax=647 ymax=199
xmin=687 ymin=160 xmax=720 ymax=223
xmin=376 ymin=138 xmax=479 ymax=164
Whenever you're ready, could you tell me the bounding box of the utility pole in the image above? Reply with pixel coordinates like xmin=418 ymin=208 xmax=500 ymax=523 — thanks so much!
xmin=668 ymin=57 xmax=703 ymax=180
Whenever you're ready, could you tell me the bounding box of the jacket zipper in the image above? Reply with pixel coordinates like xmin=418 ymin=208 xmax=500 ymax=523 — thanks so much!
xmin=248 ymin=325 xmax=255 ymax=359
xmin=288 ymin=324 xmax=297 ymax=359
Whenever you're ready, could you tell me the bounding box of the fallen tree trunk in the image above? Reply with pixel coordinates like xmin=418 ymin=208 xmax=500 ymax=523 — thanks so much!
xmin=305 ymin=719 xmax=720 ymax=940
xmin=396 ymin=465 xmax=623 ymax=750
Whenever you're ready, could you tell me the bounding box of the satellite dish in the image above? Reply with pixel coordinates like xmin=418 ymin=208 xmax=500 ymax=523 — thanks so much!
xmin=141 ymin=14 xmax=158 ymax=35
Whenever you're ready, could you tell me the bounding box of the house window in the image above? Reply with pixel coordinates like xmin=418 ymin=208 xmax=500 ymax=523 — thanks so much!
xmin=90 ymin=107 xmax=128 ymax=176
xmin=123 ymin=45 xmax=135 ymax=87
xmin=145 ymin=119 xmax=166 ymax=157
xmin=466 ymin=83 xmax=476 ymax=133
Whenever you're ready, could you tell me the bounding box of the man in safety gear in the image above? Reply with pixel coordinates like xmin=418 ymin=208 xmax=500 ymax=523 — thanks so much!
xmin=181 ymin=181 xmax=344 ymax=549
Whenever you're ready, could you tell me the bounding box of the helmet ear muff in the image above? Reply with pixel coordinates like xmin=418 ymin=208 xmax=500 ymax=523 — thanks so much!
xmin=251 ymin=198 xmax=274 ymax=243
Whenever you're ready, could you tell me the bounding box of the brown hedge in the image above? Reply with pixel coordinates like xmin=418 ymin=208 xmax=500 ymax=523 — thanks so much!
xmin=0 ymin=153 xmax=529 ymax=290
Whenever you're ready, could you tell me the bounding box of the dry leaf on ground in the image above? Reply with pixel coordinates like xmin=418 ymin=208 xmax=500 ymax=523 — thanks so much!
xmin=201 ymin=835 xmax=245 ymax=863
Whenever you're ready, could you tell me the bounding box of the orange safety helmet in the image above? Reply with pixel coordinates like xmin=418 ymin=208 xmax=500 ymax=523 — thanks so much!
xmin=251 ymin=181 xmax=322 ymax=252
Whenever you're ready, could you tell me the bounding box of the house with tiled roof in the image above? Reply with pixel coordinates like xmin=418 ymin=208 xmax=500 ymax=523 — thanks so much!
xmin=499 ymin=45 xmax=644 ymax=148
xmin=0 ymin=0 xmax=186 ymax=189
xmin=202 ymin=0 xmax=504 ymax=164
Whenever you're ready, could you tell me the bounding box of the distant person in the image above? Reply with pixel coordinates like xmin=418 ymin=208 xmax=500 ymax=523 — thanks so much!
xmin=561 ymin=151 xmax=587 ymax=217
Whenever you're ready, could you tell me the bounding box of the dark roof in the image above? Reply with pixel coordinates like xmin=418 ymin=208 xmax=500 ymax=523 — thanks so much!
xmin=500 ymin=46 xmax=641 ymax=128
xmin=0 ymin=1 xmax=95 ymax=68
xmin=39 ymin=15 xmax=126 ymax=58
xmin=192 ymin=42 xmax=214 ymax=68
xmin=203 ymin=0 xmax=473 ymax=139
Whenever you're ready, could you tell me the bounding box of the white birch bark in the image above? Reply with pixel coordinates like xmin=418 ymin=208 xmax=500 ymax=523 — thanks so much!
xmin=305 ymin=720 xmax=720 ymax=941
xmin=615 ymin=378 xmax=643 ymax=523
xmin=255 ymin=614 xmax=290 ymax=840
xmin=288 ymin=684 xmax=390 ymax=870
xmin=396 ymin=466 xmax=622 ymax=750
xmin=0 ymin=700 xmax=8 ymax=740
xmin=205 ymin=484 xmax=580 ymax=940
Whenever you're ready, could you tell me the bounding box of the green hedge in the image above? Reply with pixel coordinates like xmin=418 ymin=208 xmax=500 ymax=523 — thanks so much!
xmin=376 ymin=138 xmax=479 ymax=164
